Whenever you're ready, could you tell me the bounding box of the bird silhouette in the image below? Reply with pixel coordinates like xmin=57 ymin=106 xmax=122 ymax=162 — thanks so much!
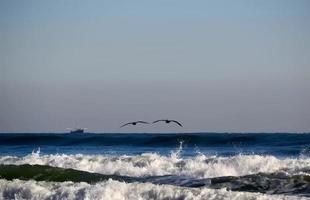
xmin=152 ymin=119 xmax=182 ymax=127
xmin=120 ymin=121 xmax=149 ymax=128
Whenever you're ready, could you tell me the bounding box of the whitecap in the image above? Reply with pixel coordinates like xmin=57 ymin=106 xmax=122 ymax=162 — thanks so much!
xmin=0 ymin=150 xmax=309 ymax=178
xmin=0 ymin=179 xmax=305 ymax=200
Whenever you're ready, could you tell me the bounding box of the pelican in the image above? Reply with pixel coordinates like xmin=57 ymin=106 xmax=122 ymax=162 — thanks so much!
xmin=152 ymin=119 xmax=182 ymax=127
xmin=120 ymin=121 xmax=149 ymax=128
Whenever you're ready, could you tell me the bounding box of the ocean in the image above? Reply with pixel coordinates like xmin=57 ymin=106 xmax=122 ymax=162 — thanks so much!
xmin=0 ymin=133 xmax=309 ymax=200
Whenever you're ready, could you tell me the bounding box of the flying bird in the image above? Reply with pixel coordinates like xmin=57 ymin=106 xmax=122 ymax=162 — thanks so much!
xmin=120 ymin=121 xmax=149 ymax=128
xmin=152 ymin=119 xmax=183 ymax=127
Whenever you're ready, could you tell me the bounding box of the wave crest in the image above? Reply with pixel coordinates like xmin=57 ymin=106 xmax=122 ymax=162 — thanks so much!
xmin=0 ymin=179 xmax=304 ymax=200
xmin=0 ymin=149 xmax=309 ymax=178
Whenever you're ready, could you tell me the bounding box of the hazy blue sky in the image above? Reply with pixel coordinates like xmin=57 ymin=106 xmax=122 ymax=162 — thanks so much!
xmin=1 ymin=0 xmax=309 ymax=132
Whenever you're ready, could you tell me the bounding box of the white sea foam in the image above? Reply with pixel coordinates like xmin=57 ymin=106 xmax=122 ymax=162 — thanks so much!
xmin=0 ymin=179 xmax=305 ymax=200
xmin=0 ymin=149 xmax=309 ymax=178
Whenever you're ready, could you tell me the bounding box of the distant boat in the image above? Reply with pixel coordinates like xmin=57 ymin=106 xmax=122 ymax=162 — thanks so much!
xmin=69 ymin=128 xmax=85 ymax=133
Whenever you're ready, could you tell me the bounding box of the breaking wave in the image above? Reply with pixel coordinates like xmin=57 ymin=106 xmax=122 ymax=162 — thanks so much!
xmin=1 ymin=134 xmax=310 ymax=199
xmin=0 ymin=179 xmax=307 ymax=200
xmin=0 ymin=148 xmax=309 ymax=178
xmin=1 ymin=164 xmax=309 ymax=196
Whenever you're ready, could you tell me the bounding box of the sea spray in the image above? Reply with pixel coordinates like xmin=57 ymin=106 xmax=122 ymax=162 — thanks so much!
xmin=0 ymin=179 xmax=307 ymax=200
xmin=1 ymin=151 xmax=309 ymax=178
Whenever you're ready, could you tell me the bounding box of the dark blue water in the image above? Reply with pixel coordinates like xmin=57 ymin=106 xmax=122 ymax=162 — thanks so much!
xmin=1 ymin=133 xmax=309 ymax=157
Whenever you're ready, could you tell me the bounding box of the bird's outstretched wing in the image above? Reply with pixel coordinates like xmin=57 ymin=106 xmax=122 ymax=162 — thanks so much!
xmin=136 ymin=121 xmax=149 ymax=124
xmin=120 ymin=121 xmax=149 ymax=127
xmin=152 ymin=119 xmax=166 ymax=123
xmin=171 ymin=120 xmax=182 ymax=127
xmin=120 ymin=122 xmax=133 ymax=128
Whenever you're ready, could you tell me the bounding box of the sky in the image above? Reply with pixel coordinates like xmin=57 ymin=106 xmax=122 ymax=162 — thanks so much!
xmin=0 ymin=0 xmax=309 ymax=133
